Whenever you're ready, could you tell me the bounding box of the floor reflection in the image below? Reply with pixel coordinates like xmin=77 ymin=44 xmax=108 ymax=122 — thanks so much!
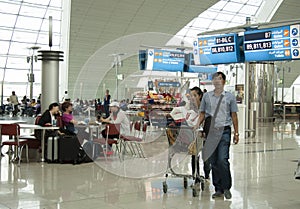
xmin=1 ymin=120 xmax=300 ymax=208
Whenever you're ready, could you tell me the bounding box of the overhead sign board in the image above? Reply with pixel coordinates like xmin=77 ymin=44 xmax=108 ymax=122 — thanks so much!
xmin=193 ymin=33 xmax=242 ymax=65
xmin=244 ymin=24 xmax=300 ymax=61
xmin=146 ymin=49 xmax=185 ymax=72
xmin=158 ymin=81 xmax=181 ymax=87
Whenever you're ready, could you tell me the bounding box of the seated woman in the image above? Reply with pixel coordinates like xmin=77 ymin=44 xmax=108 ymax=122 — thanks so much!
xmin=61 ymin=101 xmax=91 ymax=144
xmin=100 ymin=101 xmax=130 ymax=138
xmin=61 ymin=101 xmax=78 ymax=135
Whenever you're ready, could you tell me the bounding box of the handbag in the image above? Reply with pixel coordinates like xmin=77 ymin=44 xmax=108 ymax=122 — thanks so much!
xmin=188 ymin=130 xmax=204 ymax=155
xmin=203 ymin=116 xmax=212 ymax=136
xmin=203 ymin=94 xmax=224 ymax=136
xmin=188 ymin=140 xmax=197 ymax=155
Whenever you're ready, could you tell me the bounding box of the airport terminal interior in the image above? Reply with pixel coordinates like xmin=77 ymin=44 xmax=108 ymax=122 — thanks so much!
xmin=1 ymin=0 xmax=300 ymax=208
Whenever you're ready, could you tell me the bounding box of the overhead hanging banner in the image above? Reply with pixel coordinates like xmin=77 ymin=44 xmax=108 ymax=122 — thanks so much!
xmin=244 ymin=24 xmax=300 ymax=61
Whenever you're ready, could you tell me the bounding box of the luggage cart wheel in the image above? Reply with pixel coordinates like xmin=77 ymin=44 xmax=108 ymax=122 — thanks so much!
xmin=183 ymin=177 xmax=188 ymax=189
xmin=192 ymin=188 xmax=198 ymax=197
xmin=163 ymin=181 xmax=168 ymax=193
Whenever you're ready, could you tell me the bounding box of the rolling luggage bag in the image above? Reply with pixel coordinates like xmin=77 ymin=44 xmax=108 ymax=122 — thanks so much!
xmin=58 ymin=135 xmax=81 ymax=164
xmin=47 ymin=136 xmax=59 ymax=163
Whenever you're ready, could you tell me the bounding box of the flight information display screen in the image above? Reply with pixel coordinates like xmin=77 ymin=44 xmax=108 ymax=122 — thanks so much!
xmin=244 ymin=24 xmax=300 ymax=61
xmin=193 ymin=33 xmax=242 ymax=65
xmin=145 ymin=49 xmax=185 ymax=72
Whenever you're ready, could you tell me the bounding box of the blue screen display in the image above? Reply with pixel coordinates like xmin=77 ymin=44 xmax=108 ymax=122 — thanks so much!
xmin=193 ymin=33 xmax=242 ymax=65
xmin=145 ymin=49 xmax=185 ymax=72
xmin=244 ymin=24 xmax=300 ymax=61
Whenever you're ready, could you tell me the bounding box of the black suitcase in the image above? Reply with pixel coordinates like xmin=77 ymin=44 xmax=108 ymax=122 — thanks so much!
xmin=47 ymin=136 xmax=59 ymax=163
xmin=58 ymin=135 xmax=81 ymax=164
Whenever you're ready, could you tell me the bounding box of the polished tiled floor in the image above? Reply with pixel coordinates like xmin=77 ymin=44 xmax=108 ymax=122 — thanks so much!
xmin=1 ymin=118 xmax=300 ymax=209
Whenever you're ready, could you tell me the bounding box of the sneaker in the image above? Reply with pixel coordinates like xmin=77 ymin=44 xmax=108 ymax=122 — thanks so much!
xmin=212 ymin=191 xmax=223 ymax=198
xmin=224 ymin=190 xmax=232 ymax=199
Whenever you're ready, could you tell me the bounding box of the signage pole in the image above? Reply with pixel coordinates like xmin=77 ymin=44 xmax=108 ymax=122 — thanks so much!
xmin=244 ymin=62 xmax=250 ymax=132
xmin=115 ymin=56 xmax=118 ymax=101
xmin=281 ymin=67 xmax=284 ymax=103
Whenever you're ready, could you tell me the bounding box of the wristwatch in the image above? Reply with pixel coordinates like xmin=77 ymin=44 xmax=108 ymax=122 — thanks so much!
xmin=234 ymin=133 xmax=239 ymax=136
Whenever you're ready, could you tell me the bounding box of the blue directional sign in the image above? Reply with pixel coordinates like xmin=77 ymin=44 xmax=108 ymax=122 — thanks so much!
xmin=293 ymin=49 xmax=299 ymax=57
xmin=292 ymin=39 xmax=298 ymax=46
xmin=146 ymin=49 xmax=185 ymax=72
xmin=244 ymin=24 xmax=300 ymax=61
xmin=158 ymin=81 xmax=181 ymax=87
xmin=193 ymin=33 xmax=242 ymax=65
xmin=292 ymin=27 xmax=298 ymax=36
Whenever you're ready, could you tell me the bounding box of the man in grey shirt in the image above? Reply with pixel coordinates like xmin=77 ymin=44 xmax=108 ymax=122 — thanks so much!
xmin=196 ymin=72 xmax=239 ymax=199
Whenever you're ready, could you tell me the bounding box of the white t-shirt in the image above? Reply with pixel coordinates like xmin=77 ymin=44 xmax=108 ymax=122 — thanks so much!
xmin=108 ymin=109 xmax=130 ymax=135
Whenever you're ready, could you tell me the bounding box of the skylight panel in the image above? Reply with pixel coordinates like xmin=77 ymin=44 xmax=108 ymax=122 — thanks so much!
xmin=0 ymin=41 xmax=10 ymax=53
xmin=0 ymin=29 xmax=13 ymax=40
xmin=0 ymin=13 xmax=17 ymax=28
xmin=12 ymin=31 xmax=38 ymax=43
xmin=0 ymin=2 xmax=20 ymax=14
xmin=19 ymin=5 xmax=46 ymax=18
xmin=222 ymin=2 xmax=244 ymax=12
xmin=239 ymin=4 xmax=260 ymax=16
xmin=15 ymin=16 xmax=44 ymax=31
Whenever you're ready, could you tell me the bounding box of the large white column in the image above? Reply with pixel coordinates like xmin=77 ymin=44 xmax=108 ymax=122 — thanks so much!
xmin=38 ymin=50 xmax=64 ymax=112
xmin=248 ymin=63 xmax=275 ymax=124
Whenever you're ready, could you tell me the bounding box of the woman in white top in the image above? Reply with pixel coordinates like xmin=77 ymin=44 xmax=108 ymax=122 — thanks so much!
xmin=189 ymin=87 xmax=208 ymax=183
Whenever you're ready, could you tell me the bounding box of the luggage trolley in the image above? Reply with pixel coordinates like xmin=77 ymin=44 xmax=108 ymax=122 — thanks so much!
xmin=163 ymin=125 xmax=205 ymax=197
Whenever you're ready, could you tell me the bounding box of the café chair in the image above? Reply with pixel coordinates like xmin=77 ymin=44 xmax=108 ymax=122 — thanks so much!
xmin=93 ymin=123 xmax=120 ymax=160
xmin=120 ymin=121 xmax=147 ymax=158
xmin=1 ymin=123 xmax=29 ymax=166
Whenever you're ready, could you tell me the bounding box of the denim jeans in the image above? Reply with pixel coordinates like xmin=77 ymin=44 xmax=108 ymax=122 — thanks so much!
xmin=210 ymin=128 xmax=232 ymax=192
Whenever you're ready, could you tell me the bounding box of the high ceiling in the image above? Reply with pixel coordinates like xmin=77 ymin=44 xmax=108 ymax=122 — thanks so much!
xmin=68 ymin=0 xmax=219 ymax=99
xmin=68 ymin=0 xmax=300 ymax=100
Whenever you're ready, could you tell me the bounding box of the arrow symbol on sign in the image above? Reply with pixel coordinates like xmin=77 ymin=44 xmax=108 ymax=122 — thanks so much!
xmin=292 ymin=39 xmax=298 ymax=46
xmin=292 ymin=28 xmax=298 ymax=36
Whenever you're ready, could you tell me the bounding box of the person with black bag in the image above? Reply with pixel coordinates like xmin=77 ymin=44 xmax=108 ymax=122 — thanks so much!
xmin=61 ymin=101 xmax=78 ymax=135
xmin=61 ymin=101 xmax=93 ymax=163
xmin=195 ymin=72 xmax=239 ymax=199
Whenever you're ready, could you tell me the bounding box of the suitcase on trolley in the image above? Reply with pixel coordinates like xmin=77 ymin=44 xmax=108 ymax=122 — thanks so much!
xmin=58 ymin=135 xmax=81 ymax=164
xmin=47 ymin=136 xmax=59 ymax=163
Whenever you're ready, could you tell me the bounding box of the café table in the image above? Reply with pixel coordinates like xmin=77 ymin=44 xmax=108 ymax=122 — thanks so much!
xmin=19 ymin=124 xmax=59 ymax=162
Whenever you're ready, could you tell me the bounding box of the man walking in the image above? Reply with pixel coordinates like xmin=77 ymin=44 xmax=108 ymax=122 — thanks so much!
xmin=196 ymin=72 xmax=239 ymax=199
xmin=10 ymin=91 xmax=19 ymax=117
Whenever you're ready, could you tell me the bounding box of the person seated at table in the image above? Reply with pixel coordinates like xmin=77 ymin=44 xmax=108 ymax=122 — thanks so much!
xmin=100 ymin=101 xmax=130 ymax=138
xmin=61 ymin=101 xmax=78 ymax=135
xmin=60 ymin=101 xmax=93 ymax=144
xmin=35 ymin=102 xmax=61 ymax=140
